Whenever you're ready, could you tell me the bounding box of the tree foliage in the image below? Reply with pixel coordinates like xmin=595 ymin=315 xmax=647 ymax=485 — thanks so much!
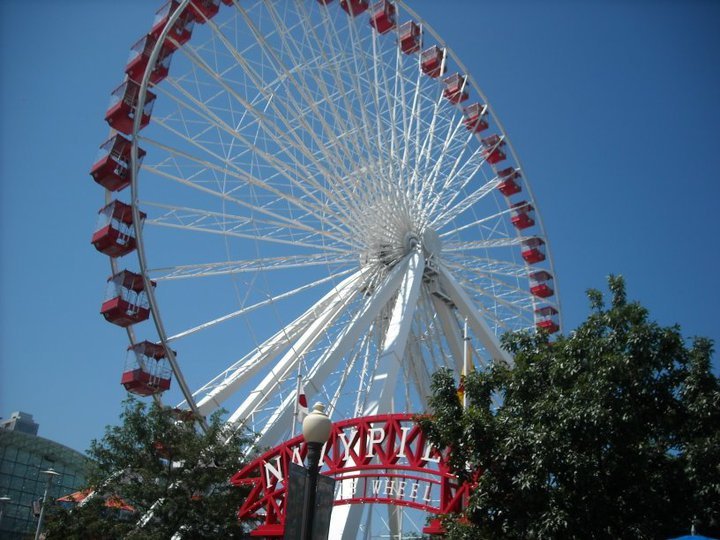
xmin=419 ymin=276 xmax=720 ymax=539
xmin=45 ymin=397 xmax=253 ymax=539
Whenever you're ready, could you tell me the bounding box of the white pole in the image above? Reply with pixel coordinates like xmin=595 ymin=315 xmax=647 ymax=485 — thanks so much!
xmin=291 ymin=371 xmax=302 ymax=438
xmin=463 ymin=318 xmax=469 ymax=410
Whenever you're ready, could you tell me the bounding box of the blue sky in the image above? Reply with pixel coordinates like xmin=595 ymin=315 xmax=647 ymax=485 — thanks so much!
xmin=1 ymin=0 xmax=718 ymax=454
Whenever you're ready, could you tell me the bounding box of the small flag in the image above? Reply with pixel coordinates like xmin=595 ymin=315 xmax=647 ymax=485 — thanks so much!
xmin=296 ymin=378 xmax=309 ymax=423
xmin=457 ymin=379 xmax=465 ymax=405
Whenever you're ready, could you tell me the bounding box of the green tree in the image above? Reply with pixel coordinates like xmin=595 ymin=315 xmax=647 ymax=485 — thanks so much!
xmin=419 ymin=276 xmax=720 ymax=539
xmin=46 ymin=397 xmax=254 ymax=539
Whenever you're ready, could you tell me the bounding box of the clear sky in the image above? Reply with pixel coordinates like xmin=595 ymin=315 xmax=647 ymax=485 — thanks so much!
xmin=1 ymin=0 xmax=718 ymax=454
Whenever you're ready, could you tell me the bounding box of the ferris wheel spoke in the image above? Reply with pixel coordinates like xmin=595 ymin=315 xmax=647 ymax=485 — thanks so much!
xmin=413 ymin=74 xmax=452 ymax=208
xmin=178 ymin=22 xmax=367 ymax=230
xmin=171 ymin=15 xmax=352 ymax=190
xmin=253 ymin=256 xmax=416 ymax=443
xmin=146 ymin=89 xmax=355 ymax=236
xmin=141 ymin=138 xmax=359 ymax=246
xmin=435 ymin=264 xmax=513 ymax=365
xmin=368 ymin=23 xmax=399 ymax=187
xmin=351 ymin=321 xmax=378 ymax=417
xmin=429 ymin=293 xmax=466 ymax=374
xmin=448 ymin=273 xmax=535 ymax=334
xmin=342 ymin=16 xmax=391 ymax=179
xmin=443 ymin=255 xmax=532 ymax=280
xmin=262 ymin=2 xmax=370 ymax=181
xmin=417 ymin=290 xmax=456 ymax=372
xmin=424 ymin=145 xmax=491 ymax=222
xmin=416 ymin=97 xmax=481 ymax=225
xmin=452 ymin=269 xmax=536 ymax=314
xmin=363 ymin=251 xmax=424 ymax=415
xmin=424 ymin=136 xmax=494 ymax=228
xmin=228 ymin=6 xmax=368 ymax=199
xmin=141 ymin=201 xmax=353 ymax=251
xmin=315 ymin=5 xmax=397 ymax=199
xmin=404 ymin=65 xmax=428 ymax=202
xmin=298 ymin=5 xmax=381 ymax=182
xmin=305 ymin=328 xmax=372 ymax=425
xmin=297 ymin=253 xmax=414 ymax=411
xmin=405 ymin=335 xmax=432 ymax=410
xmin=224 ymin=265 xmax=373 ymax=427
xmin=341 ymin=11 xmax=421 ymax=225
xmin=192 ymin=268 xmax=365 ymax=416
xmin=443 ymin=235 xmax=538 ymax=252
xmin=233 ymin=250 xmax=410 ymax=430
xmin=436 ymin=185 xmax=517 ymax=236
xmin=167 ymin=267 xmax=358 ymax=344
xmin=148 ymin=253 xmax=356 ymax=281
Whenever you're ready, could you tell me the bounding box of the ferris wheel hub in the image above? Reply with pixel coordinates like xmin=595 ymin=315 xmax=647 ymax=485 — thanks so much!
xmin=403 ymin=231 xmax=420 ymax=253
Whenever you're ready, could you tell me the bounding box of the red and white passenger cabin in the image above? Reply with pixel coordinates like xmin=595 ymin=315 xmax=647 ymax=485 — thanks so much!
xmin=369 ymin=1 xmax=396 ymax=34
xmin=90 ymin=134 xmax=146 ymax=192
xmin=91 ymin=200 xmax=145 ymax=258
xmin=125 ymin=34 xmax=174 ymax=85
xmin=121 ymin=341 xmax=173 ymax=396
xmin=105 ymin=80 xmax=156 ymax=135
xmin=101 ymin=270 xmax=155 ymax=328
xmin=535 ymin=306 xmax=560 ymax=334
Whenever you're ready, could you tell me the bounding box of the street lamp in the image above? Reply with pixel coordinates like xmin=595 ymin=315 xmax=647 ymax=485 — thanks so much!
xmin=301 ymin=402 xmax=332 ymax=540
xmin=34 ymin=468 xmax=60 ymax=540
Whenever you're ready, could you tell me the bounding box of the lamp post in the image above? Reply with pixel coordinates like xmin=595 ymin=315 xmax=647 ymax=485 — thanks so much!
xmin=34 ymin=468 xmax=60 ymax=540
xmin=301 ymin=402 xmax=332 ymax=540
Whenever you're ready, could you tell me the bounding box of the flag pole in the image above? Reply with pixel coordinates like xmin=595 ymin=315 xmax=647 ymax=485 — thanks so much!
xmin=292 ymin=371 xmax=302 ymax=438
xmin=463 ymin=318 xmax=469 ymax=410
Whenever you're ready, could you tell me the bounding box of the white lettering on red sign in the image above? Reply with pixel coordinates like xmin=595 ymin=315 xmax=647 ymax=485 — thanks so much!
xmin=396 ymin=426 xmax=412 ymax=458
xmin=264 ymin=455 xmax=283 ymax=487
xmin=366 ymin=427 xmax=386 ymax=458
xmin=337 ymin=428 xmax=357 ymax=461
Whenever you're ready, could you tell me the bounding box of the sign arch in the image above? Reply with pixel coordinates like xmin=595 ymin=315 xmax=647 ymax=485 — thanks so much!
xmin=231 ymin=414 xmax=475 ymax=537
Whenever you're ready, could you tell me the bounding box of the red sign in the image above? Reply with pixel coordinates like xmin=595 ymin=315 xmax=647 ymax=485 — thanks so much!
xmin=231 ymin=414 xmax=475 ymax=537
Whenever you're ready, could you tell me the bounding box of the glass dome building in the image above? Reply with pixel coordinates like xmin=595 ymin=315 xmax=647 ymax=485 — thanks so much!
xmin=1 ymin=412 xmax=90 ymax=539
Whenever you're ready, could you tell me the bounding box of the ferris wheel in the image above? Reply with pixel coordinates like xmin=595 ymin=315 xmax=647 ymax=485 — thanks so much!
xmin=90 ymin=0 xmax=560 ymax=534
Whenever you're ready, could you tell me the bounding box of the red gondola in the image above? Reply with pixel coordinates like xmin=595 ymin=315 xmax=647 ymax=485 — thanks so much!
xmin=420 ymin=46 xmax=445 ymax=78
xmin=510 ymin=201 xmax=535 ymax=230
xmin=497 ymin=167 xmax=522 ymax=196
xmin=105 ymin=80 xmax=156 ymax=135
xmin=521 ymin=237 xmax=546 ymax=264
xmin=369 ymin=1 xmax=396 ymax=34
xmin=101 ymin=270 xmax=155 ymax=327
xmin=149 ymin=1 xmax=195 ymax=51
xmin=89 ymin=134 xmax=147 ymax=192
xmin=443 ymin=74 xmax=469 ymax=104
xmin=480 ymin=134 xmax=506 ymax=165
xmin=535 ymin=306 xmax=560 ymax=334
xmin=121 ymin=341 xmax=172 ymax=396
xmin=125 ymin=34 xmax=174 ymax=85
xmin=398 ymin=21 xmax=421 ymax=54
xmin=463 ymin=103 xmax=488 ymax=132
xmin=529 ymin=271 xmax=554 ymax=299
xmin=91 ymin=201 xmax=146 ymax=258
